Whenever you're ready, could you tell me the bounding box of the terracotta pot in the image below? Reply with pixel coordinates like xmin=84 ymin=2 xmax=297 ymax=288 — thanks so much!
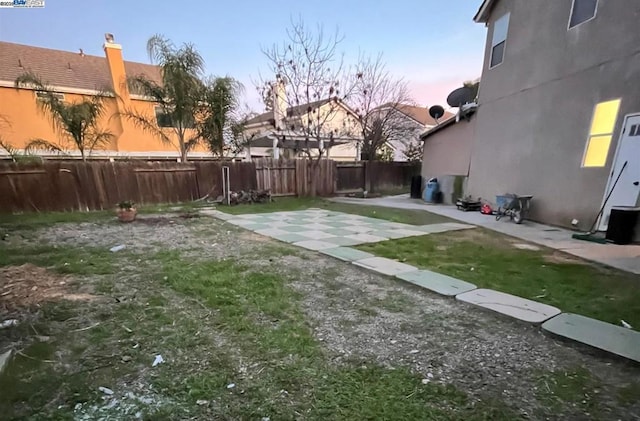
xmin=117 ymin=207 xmax=137 ymax=223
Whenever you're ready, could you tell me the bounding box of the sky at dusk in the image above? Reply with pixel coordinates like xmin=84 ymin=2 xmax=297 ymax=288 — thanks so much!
xmin=0 ymin=0 xmax=487 ymax=113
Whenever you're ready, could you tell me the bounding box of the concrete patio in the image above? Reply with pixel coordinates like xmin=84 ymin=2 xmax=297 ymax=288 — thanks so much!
xmin=330 ymin=195 xmax=640 ymax=275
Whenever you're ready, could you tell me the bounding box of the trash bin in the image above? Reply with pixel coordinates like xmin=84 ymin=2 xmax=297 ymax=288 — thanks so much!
xmin=423 ymin=178 xmax=440 ymax=203
xmin=606 ymin=206 xmax=640 ymax=245
xmin=410 ymin=175 xmax=422 ymax=199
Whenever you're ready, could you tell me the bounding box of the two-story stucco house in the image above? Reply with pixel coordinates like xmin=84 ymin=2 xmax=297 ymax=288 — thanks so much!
xmin=242 ymin=81 xmax=362 ymax=161
xmin=468 ymin=0 xmax=640 ymax=232
xmin=0 ymin=37 xmax=210 ymax=160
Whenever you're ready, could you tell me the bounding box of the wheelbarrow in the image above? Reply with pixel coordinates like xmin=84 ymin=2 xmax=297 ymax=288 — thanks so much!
xmin=495 ymin=194 xmax=533 ymax=224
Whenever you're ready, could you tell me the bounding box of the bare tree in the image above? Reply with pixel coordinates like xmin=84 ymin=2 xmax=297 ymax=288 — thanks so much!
xmin=351 ymin=53 xmax=415 ymax=161
xmin=260 ymin=18 xmax=357 ymax=195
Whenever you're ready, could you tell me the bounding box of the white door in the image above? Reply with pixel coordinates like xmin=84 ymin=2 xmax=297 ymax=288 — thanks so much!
xmin=598 ymin=114 xmax=640 ymax=231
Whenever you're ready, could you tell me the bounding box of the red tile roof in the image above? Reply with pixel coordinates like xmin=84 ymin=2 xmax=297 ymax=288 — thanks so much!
xmin=0 ymin=41 xmax=161 ymax=92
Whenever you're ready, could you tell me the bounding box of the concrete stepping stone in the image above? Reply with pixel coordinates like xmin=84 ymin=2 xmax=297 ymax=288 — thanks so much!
xmin=242 ymin=223 xmax=273 ymax=231
xmin=542 ymin=313 xmax=640 ymax=363
xmin=321 ymin=236 xmax=365 ymax=247
xmin=396 ymin=270 xmax=477 ymax=296
xmin=353 ymin=257 xmax=417 ymax=276
xmin=320 ymin=247 xmax=376 ymax=262
xmin=200 ymin=209 xmax=233 ymax=220
xmin=368 ymin=230 xmax=416 ymax=240
xmin=297 ymin=230 xmax=336 ymax=240
xmin=343 ymin=225 xmax=375 ymax=233
xmin=344 ymin=233 xmax=389 ymax=244
xmin=292 ymin=240 xmax=337 ymax=251
xmin=389 ymin=229 xmax=426 ymax=238
xmin=305 ymin=223 xmax=333 ymax=230
xmin=254 ymin=228 xmax=290 ymax=237
xmin=271 ymin=233 xmax=310 ymax=243
xmin=280 ymin=225 xmax=310 ymax=233
xmin=456 ymin=289 xmax=561 ymax=323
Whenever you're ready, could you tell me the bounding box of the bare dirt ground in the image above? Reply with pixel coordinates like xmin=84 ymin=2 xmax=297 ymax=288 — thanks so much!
xmin=3 ymin=212 xmax=639 ymax=420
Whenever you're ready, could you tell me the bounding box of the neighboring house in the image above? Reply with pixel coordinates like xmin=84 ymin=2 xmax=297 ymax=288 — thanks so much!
xmin=467 ymin=0 xmax=640 ymax=231
xmin=242 ymin=82 xmax=362 ymax=161
xmin=0 ymin=38 xmax=209 ymax=160
xmin=376 ymin=103 xmax=454 ymax=161
xmin=420 ymin=115 xmax=476 ymax=204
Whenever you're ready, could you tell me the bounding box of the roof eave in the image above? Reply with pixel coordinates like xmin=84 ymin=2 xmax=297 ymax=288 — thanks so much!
xmin=474 ymin=0 xmax=496 ymax=23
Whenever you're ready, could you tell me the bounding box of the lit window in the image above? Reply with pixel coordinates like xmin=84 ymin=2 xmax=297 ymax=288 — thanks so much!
xmin=490 ymin=13 xmax=510 ymax=68
xmin=582 ymin=99 xmax=620 ymax=167
xmin=569 ymin=0 xmax=598 ymax=29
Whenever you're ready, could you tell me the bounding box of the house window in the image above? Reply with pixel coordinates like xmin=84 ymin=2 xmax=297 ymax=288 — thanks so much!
xmin=490 ymin=13 xmax=510 ymax=68
xmin=582 ymin=99 xmax=621 ymax=167
xmin=569 ymin=0 xmax=598 ymax=29
xmin=155 ymin=106 xmax=195 ymax=128
xmin=155 ymin=106 xmax=173 ymax=128
xmin=35 ymin=91 xmax=64 ymax=101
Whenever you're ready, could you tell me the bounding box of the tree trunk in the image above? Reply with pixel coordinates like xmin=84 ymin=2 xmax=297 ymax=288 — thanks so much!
xmin=364 ymin=160 xmax=372 ymax=194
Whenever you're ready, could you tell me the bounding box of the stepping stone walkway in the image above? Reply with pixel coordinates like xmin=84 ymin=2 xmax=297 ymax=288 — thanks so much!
xmin=209 ymin=208 xmax=638 ymax=363
xmin=319 ymin=247 xmax=376 ymax=262
xmin=396 ymin=270 xmax=477 ymax=296
xmin=456 ymin=289 xmax=561 ymax=323
xmin=542 ymin=313 xmax=640 ymax=363
xmin=353 ymin=257 xmax=417 ymax=276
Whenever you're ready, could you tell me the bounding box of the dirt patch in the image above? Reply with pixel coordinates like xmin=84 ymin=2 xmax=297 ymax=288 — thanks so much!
xmin=0 ymin=264 xmax=93 ymax=317
xmin=544 ymin=251 xmax=588 ymax=265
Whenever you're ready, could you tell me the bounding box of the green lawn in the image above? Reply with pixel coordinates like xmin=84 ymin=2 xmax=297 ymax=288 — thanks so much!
xmin=356 ymin=228 xmax=640 ymax=328
xmin=221 ymin=197 xmax=454 ymax=225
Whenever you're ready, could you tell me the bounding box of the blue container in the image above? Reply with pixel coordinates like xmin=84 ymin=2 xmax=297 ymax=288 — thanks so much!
xmin=423 ymin=178 xmax=440 ymax=203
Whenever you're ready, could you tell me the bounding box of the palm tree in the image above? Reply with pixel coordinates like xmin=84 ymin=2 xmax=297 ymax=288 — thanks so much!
xmin=124 ymin=35 xmax=205 ymax=162
xmin=196 ymin=76 xmax=244 ymax=157
xmin=14 ymin=73 xmax=113 ymax=161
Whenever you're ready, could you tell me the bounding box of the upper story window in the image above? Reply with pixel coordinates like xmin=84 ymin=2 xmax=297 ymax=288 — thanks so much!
xmin=490 ymin=13 xmax=510 ymax=68
xmin=569 ymin=0 xmax=598 ymax=29
xmin=155 ymin=106 xmax=173 ymax=128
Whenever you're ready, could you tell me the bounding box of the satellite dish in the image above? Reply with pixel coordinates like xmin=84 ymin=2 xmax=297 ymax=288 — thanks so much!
xmin=429 ymin=105 xmax=445 ymax=121
xmin=446 ymin=87 xmax=474 ymax=108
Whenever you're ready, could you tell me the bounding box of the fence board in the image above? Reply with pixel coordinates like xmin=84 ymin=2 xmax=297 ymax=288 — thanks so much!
xmin=0 ymin=159 xmax=419 ymax=213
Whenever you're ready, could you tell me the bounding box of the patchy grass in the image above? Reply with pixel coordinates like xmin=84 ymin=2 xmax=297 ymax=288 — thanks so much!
xmin=0 ymin=210 xmax=113 ymax=231
xmin=0 ymin=201 xmax=209 ymax=232
xmin=617 ymin=382 xmax=640 ymax=406
xmin=356 ymin=229 xmax=640 ymax=327
xmin=536 ymin=367 xmax=601 ymax=414
xmin=2 ymin=215 xmax=637 ymax=419
xmin=0 ymin=244 xmax=118 ymax=275
xmin=220 ymin=197 xmax=453 ymax=225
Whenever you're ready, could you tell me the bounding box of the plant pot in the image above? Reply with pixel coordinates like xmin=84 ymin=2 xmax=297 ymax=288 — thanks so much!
xmin=117 ymin=208 xmax=137 ymax=223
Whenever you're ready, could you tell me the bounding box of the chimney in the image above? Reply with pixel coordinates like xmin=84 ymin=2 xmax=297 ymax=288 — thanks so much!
xmin=103 ymin=33 xmax=129 ymax=104
xmin=272 ymin=77 xmax=286 ymax=131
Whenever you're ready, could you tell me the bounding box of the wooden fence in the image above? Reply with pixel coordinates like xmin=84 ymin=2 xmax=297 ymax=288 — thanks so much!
xmin=0 ymin=159 xmax=418 ymax=212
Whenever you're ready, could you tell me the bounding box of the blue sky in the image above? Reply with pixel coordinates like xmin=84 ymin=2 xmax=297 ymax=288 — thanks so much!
xmin=0 ymin=0 xmax=487 ymax=112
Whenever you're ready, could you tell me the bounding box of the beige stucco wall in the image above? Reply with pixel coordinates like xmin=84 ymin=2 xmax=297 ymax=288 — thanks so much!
xmin=243 ymin=102 xmax=360 ymax=161
xmin=468 ymin=0 xmax=640 ymax=229
xmin=421 ymin=119 xmax=475 ymax=180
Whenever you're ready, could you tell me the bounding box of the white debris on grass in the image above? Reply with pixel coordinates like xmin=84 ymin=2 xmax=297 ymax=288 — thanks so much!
xmin=621 ymin=320 xmax=633 ymax=329
xmin=0 ymin=319 xmax=18 ymax=329
xmin=152 ymin=354 xmax=164 ymax=367
xmin=109 ymin=245 xmax=126 ymax=252
xmin=98 ymin=387 xmax=114 ymax=395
